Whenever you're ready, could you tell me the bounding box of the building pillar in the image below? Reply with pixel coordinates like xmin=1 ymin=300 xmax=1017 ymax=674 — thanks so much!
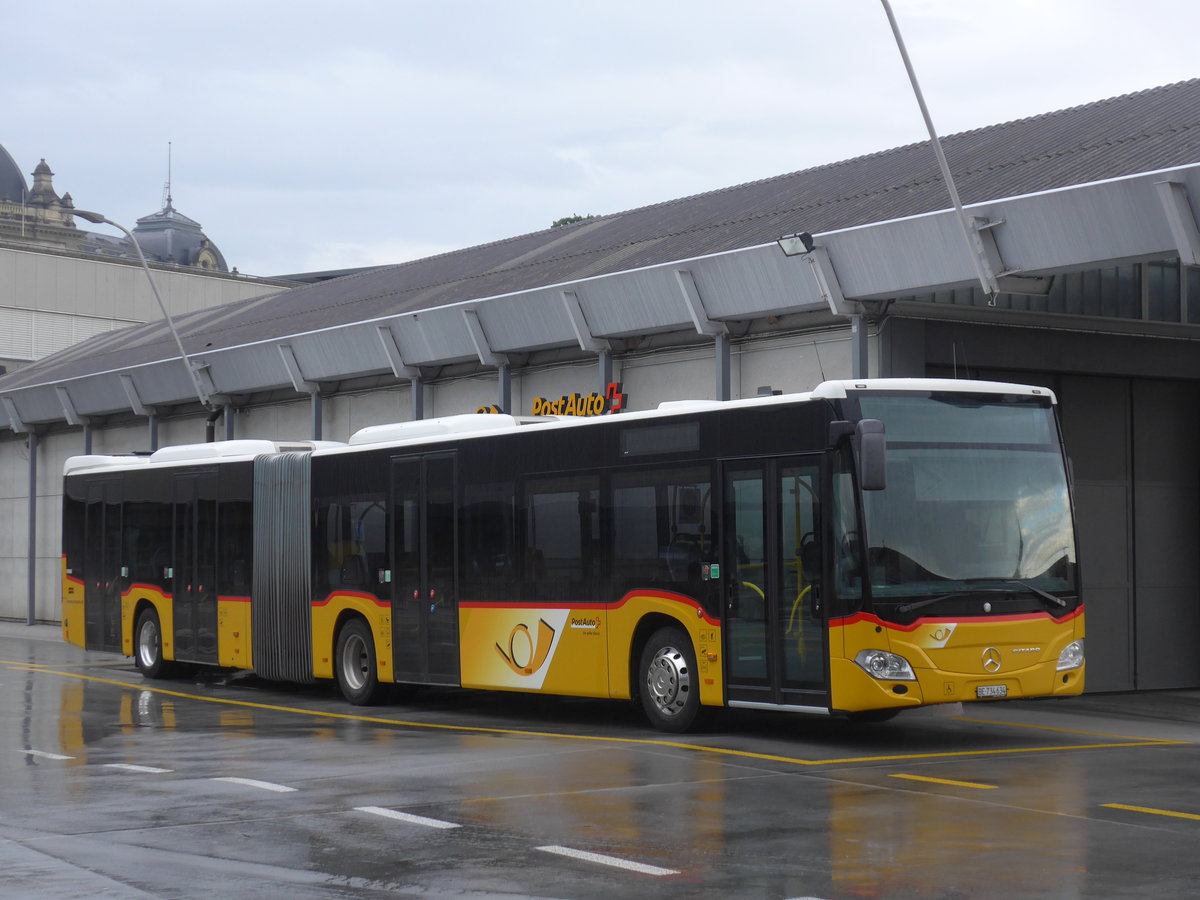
xmin=26 ymin=431 xmax=38 ymax=625
xmin=597 ymin=350 xmax=613 ymax=395
xmin=715 ymin=333 xmax=731 ymax=401
xmin=310 ymin=391 xmax=323 ymax=440
xmin=851 ymin=315 xmax=869 ymax=379
xmin=498 ymin=365 xmax=512 ymax=415
xmin=411 ymin=377 xmax=425 ymax=421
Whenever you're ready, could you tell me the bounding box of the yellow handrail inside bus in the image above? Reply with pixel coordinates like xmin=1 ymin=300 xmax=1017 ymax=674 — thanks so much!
xmin=786 ymin=585 xmax=812 ymax=636
xmin=740 ymin=581 xmax=765 ymax=600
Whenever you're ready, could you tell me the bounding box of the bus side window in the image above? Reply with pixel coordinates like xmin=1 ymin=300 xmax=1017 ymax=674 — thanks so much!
xmin=315 ymin=496 xmax=385 ymax=596
xmin=460 ymin=482 xmax=515 ymax=604
xmin=833 ymin=469 xmax=864 ymax=601
xmin=612 ymin=466 xmax=714 ymax=596
xmin=522 ymin=475 xmax=599 ymax=605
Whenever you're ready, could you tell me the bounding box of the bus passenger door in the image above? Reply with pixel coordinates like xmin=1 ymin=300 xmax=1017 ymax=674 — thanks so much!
xmin=172 ymin=471 xmax=219 ymax=665
xmin=83 ymin=479 xmax=123 ymax=652
xmin=391 ymin=453 xmax=459 ymax=685
xmin=722 ymin=456 xmax=829 ymax=709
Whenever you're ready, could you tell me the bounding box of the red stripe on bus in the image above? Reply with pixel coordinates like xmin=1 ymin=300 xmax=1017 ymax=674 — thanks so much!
xmin=120 ymin=583 xmax=170 ymax=599
xmin=832 ymin=605 xmax=1084 ymax=631
xmin=460 ymin=589 xmax=720 ymax=626
xmin=311 ymin=591 xmax=391 ymax=609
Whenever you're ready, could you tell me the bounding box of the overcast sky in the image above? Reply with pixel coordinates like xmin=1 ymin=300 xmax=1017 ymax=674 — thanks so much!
xmin=4 ymin=1 xmax=1197 ymax=277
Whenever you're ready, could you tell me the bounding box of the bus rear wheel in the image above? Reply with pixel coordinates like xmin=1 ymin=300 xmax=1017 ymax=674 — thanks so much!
xmin=134 ymin=608 xmax=172 ymax=679
xmin=335 ymin=619 xmax=389 ymax=706
xmin=639 ymin=626 xmax=702 ymax=733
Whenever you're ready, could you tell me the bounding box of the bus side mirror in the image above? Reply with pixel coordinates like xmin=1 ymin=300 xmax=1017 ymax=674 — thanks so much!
xmin=856 ymin=419 xmax=886 ymax=491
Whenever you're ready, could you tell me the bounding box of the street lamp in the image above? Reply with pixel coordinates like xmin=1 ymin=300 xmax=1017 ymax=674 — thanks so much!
xmin=776 ymin=230 xmax=867 ymax=378
xmin=67 ymin=207 xmax=212 ymax=408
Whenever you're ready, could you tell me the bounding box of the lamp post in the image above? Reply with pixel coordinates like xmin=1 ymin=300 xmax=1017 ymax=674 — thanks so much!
xmin=67 ymin=207 xmax=212 ymax=408
xmin=879 ymin=0 xmax=999 ymax=304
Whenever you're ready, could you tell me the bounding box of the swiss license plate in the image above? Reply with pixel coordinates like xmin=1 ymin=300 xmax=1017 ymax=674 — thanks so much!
xmin=976 ymin=684 xmax=1007 ymax=699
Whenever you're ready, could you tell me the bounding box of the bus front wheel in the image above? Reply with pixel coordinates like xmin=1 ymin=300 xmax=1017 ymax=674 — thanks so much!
xmin=639 ymin=626 xmax=702 ymax=733
xmin=134 ymin=608 xmax=172 ymax=679
xmin=335 ymin=619 xmax=388 ymax=706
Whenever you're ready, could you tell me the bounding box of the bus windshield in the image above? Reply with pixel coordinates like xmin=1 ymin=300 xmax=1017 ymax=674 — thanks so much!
xmin=853 ymin=392 xmax=1077 ymax=603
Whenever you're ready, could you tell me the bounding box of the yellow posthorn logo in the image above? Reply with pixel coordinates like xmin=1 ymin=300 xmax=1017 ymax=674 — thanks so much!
xmin=496 ymin=618 xmax=557 ymax=676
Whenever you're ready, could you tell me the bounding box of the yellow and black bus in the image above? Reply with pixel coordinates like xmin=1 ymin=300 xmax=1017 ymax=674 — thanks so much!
xmin=61 ymin=378 xmax=1084 ymax=731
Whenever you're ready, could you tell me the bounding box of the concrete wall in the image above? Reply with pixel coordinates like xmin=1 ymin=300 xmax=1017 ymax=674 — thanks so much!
xmin=0 ymin=325 xmax=861 ymax=623
xmin=0 ymin=246 xmax=290 ymax=364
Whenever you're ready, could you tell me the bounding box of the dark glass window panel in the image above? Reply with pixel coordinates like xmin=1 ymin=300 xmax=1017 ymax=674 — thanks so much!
xmin=1147 ymin=259 xmax=1181 ymax=322
xmin=1189 ymin=267 xmax=1200 ymax=324
xmin=523 ymin=475 xmax=599 ymax=604
xmin=460 ymin=482 xmax=515 ymax=603
xmin=619 ymin=422 xmax=699 ymax=457
xmin=611 ymin=466 xmax=715 ymax=598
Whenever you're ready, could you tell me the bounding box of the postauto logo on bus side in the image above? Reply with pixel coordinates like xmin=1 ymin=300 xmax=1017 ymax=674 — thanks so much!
xmin=496 ymin=619 xmax=557 ymax=676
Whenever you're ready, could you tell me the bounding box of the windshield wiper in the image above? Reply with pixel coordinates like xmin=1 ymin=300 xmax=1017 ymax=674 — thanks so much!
xmin=895 ymin=581 xmax=1069 ymax=614
xmin=895 ymin=593 xmax=964 ymax=614
xmin=996 ymin=579 xmax=1068 ymax=609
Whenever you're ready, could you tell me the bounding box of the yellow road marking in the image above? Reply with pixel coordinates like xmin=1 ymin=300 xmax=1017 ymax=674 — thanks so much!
xmin=1103 ymin=803 xmax=1200 ymax=822
xmin=956 ymin=715 xmax=1174 ymax=744
xmin=891 ymin=773 xmax=997 ymax=790
xmin=4 ymin=661 xmax=1189 ymax=768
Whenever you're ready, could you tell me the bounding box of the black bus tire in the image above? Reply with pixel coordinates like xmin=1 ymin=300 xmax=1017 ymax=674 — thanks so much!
xmin=638 ymin=626 xmax=702 ymax=733
xmin=134 ymin=607 xmax=172 ymax=679
xmin=335 ymin=619 xmax=388 ymax=706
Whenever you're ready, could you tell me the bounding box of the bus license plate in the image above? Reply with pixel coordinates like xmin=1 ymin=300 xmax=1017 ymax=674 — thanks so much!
xmin=976 ymin=684 xmax=1007 ymax=699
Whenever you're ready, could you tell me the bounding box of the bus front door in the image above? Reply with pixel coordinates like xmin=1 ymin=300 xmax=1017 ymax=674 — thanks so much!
xmin=722 ymin=457 xmax=829 ymax=709
xmin=390 ymin=453 xmax=459 ymax=686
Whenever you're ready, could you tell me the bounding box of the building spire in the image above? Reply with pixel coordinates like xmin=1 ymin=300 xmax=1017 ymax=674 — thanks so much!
xmin=161 ymin=141 xmax=174 ymax=211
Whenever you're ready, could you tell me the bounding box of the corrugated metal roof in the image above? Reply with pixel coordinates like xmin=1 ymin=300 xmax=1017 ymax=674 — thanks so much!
xmin=4 ymin=78 xmax=1200 ymax=412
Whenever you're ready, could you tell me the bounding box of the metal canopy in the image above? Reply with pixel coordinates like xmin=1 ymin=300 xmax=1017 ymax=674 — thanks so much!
xmin=5 ymin=74 xmax=1200 ymax=431
xmin=2 ymin=161 xmax=1199 ymax=430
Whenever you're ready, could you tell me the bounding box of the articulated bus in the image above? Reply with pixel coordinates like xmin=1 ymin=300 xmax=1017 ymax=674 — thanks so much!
xmin=61 ymin=378 xmax=1084 ymax=732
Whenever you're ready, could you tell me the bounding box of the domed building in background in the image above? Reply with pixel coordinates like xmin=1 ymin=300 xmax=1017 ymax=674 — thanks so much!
xmin=0 ymin=143 xmax=229 ymax=272
xmin=0 ymin=143 xmax=27 ymax=203
xmin=0 ymin=140 xmax=289 ymax=374
xmin=131 ymin=196 xmax=228 ymax=271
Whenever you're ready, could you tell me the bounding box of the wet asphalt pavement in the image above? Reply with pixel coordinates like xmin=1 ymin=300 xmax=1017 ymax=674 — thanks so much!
xmin=2 ymin=620 xmax=1199 ymax=899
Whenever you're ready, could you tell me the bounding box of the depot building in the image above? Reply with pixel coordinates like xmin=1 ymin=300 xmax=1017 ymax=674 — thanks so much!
xmin=3 ymin=78 xmax=1200 ymax=695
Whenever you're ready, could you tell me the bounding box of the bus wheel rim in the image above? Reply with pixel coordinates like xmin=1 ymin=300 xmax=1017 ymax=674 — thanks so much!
xmin=646 ymin=646 xmax=690 ymax=716
xmin=341 ymin=633 xmax=368 ymax=691
xmin=138 ymin=618 xmax=159 ymax=667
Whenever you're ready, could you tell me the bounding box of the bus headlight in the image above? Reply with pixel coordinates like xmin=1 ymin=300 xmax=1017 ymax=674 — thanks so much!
xmin=1056 ymin=639 xmax=1085 ymax=671
xmin=855 ymin=649 xmax=916 ymax=681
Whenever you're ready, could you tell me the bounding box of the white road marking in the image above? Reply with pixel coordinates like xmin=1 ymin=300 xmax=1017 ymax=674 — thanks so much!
xmin=105 ymin=763 xmax=173 ymax=774
xmin=23 ymin=749 xmax=73 ymax=760
xmin=355 ymin=806 xmax=461 ymax=830
xmin=212 ymin=776 xmax=297 ymax=793
xmin=536 ymin=845 xmax=680 ymax=877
